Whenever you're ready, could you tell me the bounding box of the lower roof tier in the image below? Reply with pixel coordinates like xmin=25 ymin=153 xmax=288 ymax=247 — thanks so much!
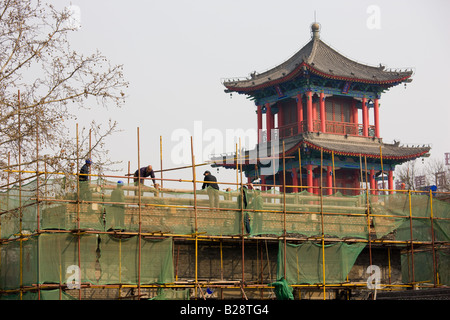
xmin=211 ymin=132 xmax=431 ymax=170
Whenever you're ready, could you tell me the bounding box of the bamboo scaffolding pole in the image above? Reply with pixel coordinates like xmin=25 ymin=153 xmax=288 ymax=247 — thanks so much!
xmin=18 ymin=90 xmax=23 ymax=300
xmin=364 ymin=156 xmax=373 ymax=268
xmin=380 ymin=146 xmax=385 ymax=192
xmin=238 ymin=139 xmax=245 ymax=294
xmin=408 ymin=190 xmax=415 ymax=284
xmin=76 ymin=123 xmax=82 ymax=300
xmin=282 ymin=141 xmax=287 ymax=280
xmin=332 ymin=150 xmax=336 ymax=193
xmin=359 ymin=154 xmax=363 ymax=195
xmin=160 ymin=136 xmax=163 ymax=189
xmin=298 ymin=148 xmax=303 ymax=188
xmin=137 ymin=127 xmax=142 ymax=298
xmin=36 ymin=104 xmax=41 ymax=300
xmin=320 ymin=147 xmax=326 ymax=300
xmin=429 ymin=189 xmax=437 ymax=287
xmin=190 ymin=136 xmax=199 ymax=298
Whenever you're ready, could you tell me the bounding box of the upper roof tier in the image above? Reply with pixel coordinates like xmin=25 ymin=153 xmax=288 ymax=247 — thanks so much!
xmin=223 ymin=23 xmax=413 ymax=93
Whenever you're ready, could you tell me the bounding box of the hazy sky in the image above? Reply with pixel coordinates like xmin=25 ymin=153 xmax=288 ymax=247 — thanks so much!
xmin=51 ymin=0 xmax=450 ymax=189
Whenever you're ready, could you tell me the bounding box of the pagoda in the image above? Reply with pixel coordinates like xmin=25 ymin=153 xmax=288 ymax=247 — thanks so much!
xmin=212 ymin=23 xmax=430 ymax=195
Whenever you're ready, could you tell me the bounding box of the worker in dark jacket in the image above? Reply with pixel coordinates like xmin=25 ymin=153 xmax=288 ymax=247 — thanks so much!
xmin=79 ymin=159 xmax=92 ymax=200
xmin=133 ymin=164 xmax=159 ymax=196
xmin=201 ymin=171 xmax=219 ymax=209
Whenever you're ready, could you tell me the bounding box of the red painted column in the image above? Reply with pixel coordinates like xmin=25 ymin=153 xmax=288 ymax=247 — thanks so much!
xmin=370 ymin=168 xmax=376 ymax=195
xmin=306 ymin=164 xmax=313 ymax=193
xmin=351 ymin=100 xmax=358 ymax=123
xmin=257 ymin=105 xmax=263 ymax=143
xmin=306 ymin=91 xmax=313 ymax=132
xmin=266 ymin=103 xmax=272 ymax=142
xmin=277 ymin=102 xmax=283 ymax=134
xmin=362 ymin=97 xmax=368 ymax=137
xmin=351 ymin=100 xmax=358 ymax=135
xmin=320 ymin=92 xmax=326 ymax=132
xmin=374 ymin=98 xmax=380 ymax=138
xmin=297 ymin=94 xmax=303 ymax=134
xmin=388 ymin=170 xmax=394 ymax=194
xmin=326 ymin=166 xmax=333 ymax=195
xmin=261 ymin=176 xmax=266 ymax=191
xmin=291 ymin=168 xmax=298 ymax=193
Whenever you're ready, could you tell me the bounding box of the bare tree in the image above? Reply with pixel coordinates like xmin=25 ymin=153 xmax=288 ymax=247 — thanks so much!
xmin=395 ymin=157 xmax=450 ymax=193
xmin=0 ymin=0 xmax=128 ymax=184
xmin=424 ymin=158 xmax=450 ymax=192
xmin=395 ymin=159 xmax=423 ymax=190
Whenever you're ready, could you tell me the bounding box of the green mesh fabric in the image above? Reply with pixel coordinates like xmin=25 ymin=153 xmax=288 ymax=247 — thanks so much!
xmin=401 ymin=248 xmax=450 ymax=286
xmin=371 ymin=193 xmax=450 ymax=242
xmin=437 ymin=249 xmax=450 ymax=285
xmin=269 ymin=277 xmax=294 ymax=300
xmin=2 ymin=178 xmax=448 ymax=241
xmin=277 ymin=241 xmax=366 ymax=285
xmin=1 ymin=177 xmax=450 ymax=294
xmin=0 ymin=289 xmax=75 ymax=300
xmin=0 ymin=233 xmax=174 ymax=290
xmin=401 ymin=250 xmax=435 ymax=284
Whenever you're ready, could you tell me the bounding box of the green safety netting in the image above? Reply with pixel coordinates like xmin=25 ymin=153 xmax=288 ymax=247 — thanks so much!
xmin=277 ymin=241 xmax=366 ymax=285
xmin=401 ymin=248 xmax=450 ymax=286
xmin=0 ymin=233 xmax=174 ymax=290
xmin=0 ymin=289 xmax=76 ymax=300
xmin=370 ymin=193 xmax=450 ymax=241
xmin=1 ymin=178 xmax=449 ymax=241
xmin=235 ymin=189 xmax=368 ymax=239
xmin=269 ymin=277 xmax=294 ymax=300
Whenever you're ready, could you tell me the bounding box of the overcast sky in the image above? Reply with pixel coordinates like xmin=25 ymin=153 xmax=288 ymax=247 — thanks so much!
xmin=51 ymin=0 xmax=450 ymax=189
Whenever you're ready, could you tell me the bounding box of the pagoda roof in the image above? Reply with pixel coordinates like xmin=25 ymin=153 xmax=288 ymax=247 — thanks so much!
xmin=211 ymin=133 xmax=430 ymax=168
xmin=297 ymin=133 xmax=430 ymax=160
xmin=223 ymin=23 xmax=413 ymax=94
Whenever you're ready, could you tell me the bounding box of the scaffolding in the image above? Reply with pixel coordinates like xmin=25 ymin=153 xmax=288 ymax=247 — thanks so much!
xmin=0 ymin=125 xmax=449 ymax=301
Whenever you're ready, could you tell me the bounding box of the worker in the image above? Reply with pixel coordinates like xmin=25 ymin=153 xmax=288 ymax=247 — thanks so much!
xmin=79 ymin=159 xmax=92 ymax=201
xmin=133 ymin=164 xmax=159 ymax=196
xmin=201 ymin=170 xmax=219 ymax=209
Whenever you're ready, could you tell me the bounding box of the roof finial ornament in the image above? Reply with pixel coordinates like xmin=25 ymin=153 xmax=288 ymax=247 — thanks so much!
xmin=311 ymin=21 xmax=320 ymax=40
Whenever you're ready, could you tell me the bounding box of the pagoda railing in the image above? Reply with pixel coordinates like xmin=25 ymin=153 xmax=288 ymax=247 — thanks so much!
xmin=278 ymin=121 xmax=375 ymax=138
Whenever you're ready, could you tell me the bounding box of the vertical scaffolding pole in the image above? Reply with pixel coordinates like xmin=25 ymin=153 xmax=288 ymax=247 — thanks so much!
xmin=282 ymin=141 xmax=287 ymax=280
xmin=379 ymin=146 xmax=385 ymax=193
xmin=364 ymin=156 xmax=373 ymax=269
xmin=429 ymin=190 xmax=437 ymax=287
xmin=18 ymin=90 xmax=23 ymax=300
xmin=239 ymin=139 xmax=245 ymax=291
xmin=298 ymin=148 xmax=303 ymax=188
xmin=320 ymin=148 xmax=326 ymax=300
xmin=137 ymin=127 xmax=142 ymax=298
xmin=76 ymin=123 xmax=81 ymax=300
xmin=408 ymin=190 xmax=415 ymax=284
xmin=160 ymin=136 xmax=163 ymax=189
xmin=359 ymin=154 xmax=363 ymax=195
xmin=36 ymin=105 xmax=41 ymax=299
xmin=190 ymin=136 xmax=198 ymax=296
xmin=331 ymin=151 xmax=336 ymax=193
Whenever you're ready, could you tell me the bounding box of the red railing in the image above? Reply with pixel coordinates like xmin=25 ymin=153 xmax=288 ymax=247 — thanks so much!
xmin=278 ymin=121 xmax=375 ymax=138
